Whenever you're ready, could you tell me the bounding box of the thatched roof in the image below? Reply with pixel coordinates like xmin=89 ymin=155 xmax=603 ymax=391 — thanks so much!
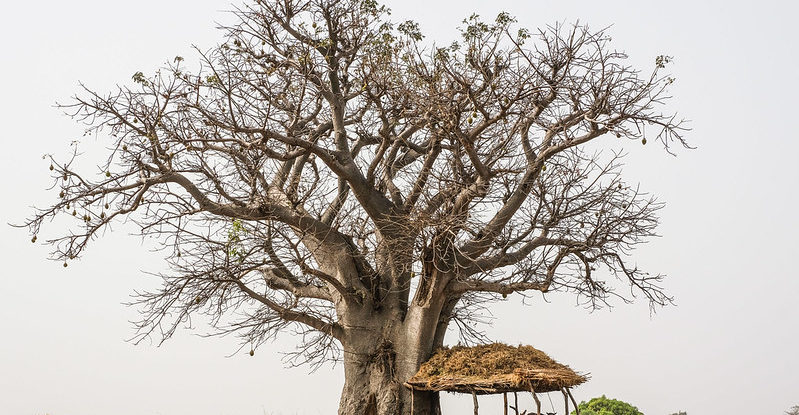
xmin=405 ymin=343 xmax=588 ymax=395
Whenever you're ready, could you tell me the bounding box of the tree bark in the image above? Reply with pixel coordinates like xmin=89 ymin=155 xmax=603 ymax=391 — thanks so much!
xmin=337 ymin=350 xmax=400 ymax=415
xmin=336 ymin=287 xmax=447 ymax=415
xmin=337 ymin=339 xmax=441 ymax=415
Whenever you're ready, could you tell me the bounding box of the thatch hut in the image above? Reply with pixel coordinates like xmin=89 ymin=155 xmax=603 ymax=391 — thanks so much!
xmin=405 ymin=343 xmax=588 ymax=415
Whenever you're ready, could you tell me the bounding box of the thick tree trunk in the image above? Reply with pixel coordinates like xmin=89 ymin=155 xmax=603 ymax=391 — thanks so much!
xmin=336 ymin=300 xmax=446 ymax=415
xmin=334 ymin=244 xmax=451 ymax=415
xmin=337 ymin=341 xmax=441 ymax=415
xmin=337 ymin=351 xmax=400 ymax=415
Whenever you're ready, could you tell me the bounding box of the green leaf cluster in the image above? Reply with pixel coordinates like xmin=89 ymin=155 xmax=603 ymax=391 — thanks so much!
xmin=571 ymin=395 xmax=644 ymax=415
xmin=131 ymin=71 xmax=149 ymax=86
xmin=226 ymin=218 xmax=247 ymax=262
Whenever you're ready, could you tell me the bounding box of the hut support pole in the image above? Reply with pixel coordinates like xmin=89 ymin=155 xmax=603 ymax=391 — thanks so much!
xmin=562 ymin=388 xmax=569 ymax=415
xmin=529 ymin=383 xmax=541 ymax=415
xmin=566 ymin=388 xmax=580 ymax=415
xmin=410 ymin=388 xmax=414 ymax=414
xmin=514 ymin=392 xmax=519 ymax=415
xmin=503 ymin=392 xmax=508 ymax=415
xmin=472 ymin=391 xmax=479 ymax=415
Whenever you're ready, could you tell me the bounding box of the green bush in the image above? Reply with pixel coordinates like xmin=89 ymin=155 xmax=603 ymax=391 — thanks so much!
xmin=571 ymin=395 xmax=644 ymax=415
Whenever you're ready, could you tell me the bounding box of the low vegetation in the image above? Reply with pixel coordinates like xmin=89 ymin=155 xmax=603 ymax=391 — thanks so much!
xmin=572 ymin=395 xmax=643 ymax=415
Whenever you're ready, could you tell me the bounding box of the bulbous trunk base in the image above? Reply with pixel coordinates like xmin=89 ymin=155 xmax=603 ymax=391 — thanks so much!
xmin=337 ymin=342 xmax=440 ymax=415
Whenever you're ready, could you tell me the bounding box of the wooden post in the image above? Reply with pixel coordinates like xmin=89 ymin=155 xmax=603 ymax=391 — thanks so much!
xmin=410 ymin=388 xmax=414 ymax=415
xmin=566 ymin=388 xmax=580 ymax=415
xmin=503 ymin=392 xmax=509 ymax=415
xmin=472 ymin=391 xmax=479 ymax=415
xmin=529 ymin=383 xmax=541 ymax=415
xmin=562 ymin=388 xmax=569 ymax=415
xmin=514 ymin=392 xmax=519 ymax=415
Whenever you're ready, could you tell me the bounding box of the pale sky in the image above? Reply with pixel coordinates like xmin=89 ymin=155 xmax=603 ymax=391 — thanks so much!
xmin=1 ymin=1 xmax=797 ymax=414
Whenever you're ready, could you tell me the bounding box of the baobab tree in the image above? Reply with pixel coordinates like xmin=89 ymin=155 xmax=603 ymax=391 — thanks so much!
xmin=23 ymin=0 xmax=687 ymax=414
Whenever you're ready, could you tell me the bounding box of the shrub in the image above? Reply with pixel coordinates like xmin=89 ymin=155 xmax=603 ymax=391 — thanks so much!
xmin=571 ymin=395 xmax=644 ymax=415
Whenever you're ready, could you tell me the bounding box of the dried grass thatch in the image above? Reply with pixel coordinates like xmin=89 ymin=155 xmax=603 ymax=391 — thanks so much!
xmin=405 ymin=343 xmax=588 ymax=395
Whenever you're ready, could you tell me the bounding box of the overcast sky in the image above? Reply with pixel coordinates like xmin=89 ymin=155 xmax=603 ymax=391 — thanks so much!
xmin=1 ymin=0 xmax=797 ymax=414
